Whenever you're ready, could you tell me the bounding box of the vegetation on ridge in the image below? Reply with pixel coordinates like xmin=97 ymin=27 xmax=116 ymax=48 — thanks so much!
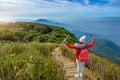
xmin=0 ymin=22 xmax=120 ymax=80
xmin=0 ymin=22 xmax=77 ymax=43
xmin=0 ymin=42 xmax=65 ymax=80
xmin=0 ymin=22 xmax=78 ymax=80
xmin=60 ymin=45 xmax=120 ymax=80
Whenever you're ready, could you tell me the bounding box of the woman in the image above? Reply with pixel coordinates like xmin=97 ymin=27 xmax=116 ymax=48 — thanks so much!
xmin=63 ymin=35 xmax=95 ymax=78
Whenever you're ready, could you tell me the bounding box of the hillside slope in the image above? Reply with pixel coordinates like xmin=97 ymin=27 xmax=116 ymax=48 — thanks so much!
xmin=35 ymin=19 xmax=76 ymax=31
xmin=60 ymin=45 xmax=120 ymax=80
xmin=52 ymin=47 xmax=102 ymax=80
xmin=0 ymin=22 xmax=77 ymax=80
xmin=0 ymin=22 xmax=77 ymax=43
xmin=34 ymin=19 xmax=120 ymax=65
xmin=0 ymin=22 xmax=120 ymax=80
xmin=91 ymin=39 xmax=120 ymax=65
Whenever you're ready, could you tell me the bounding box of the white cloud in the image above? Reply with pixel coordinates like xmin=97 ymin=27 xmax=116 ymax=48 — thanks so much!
xmin=0 ymin=0 xmax=120 ymax=21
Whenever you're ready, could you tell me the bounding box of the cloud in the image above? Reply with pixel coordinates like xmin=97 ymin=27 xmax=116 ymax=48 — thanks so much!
xmin=0 ymin=0 xmax=120 ymax=21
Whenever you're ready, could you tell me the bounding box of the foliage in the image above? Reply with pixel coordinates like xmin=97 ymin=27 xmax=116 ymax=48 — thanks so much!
xmin=0 ymin=22 xmax=77 ymax=80
xmin=60 ymin=45 xmax=120 ymax=80
xmin=0 ymin=42 xmax=65 ymax=80
xmin=60 ymin=44 xmax=75 ymax=60
xmin=86 ymin=52 xmax=120 ymax=80
xmin=0 ymin=22 xmax=77 ymax=43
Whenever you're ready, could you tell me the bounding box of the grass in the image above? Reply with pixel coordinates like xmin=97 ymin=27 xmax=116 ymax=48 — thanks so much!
xmin=0 ymin=21 xmax=78 ymax=80
xmin=59 ymin=44 xmax=75 ymax=61
xmin=0 ymin=22 xmax=77 ymax=43
xmin=0 ymin=42 xmax=65 ymax=80
xmin=60 ymin=44 xmax=120 ymax=80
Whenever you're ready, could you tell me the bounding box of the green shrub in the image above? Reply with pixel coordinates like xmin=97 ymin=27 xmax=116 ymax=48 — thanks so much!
xmin=0 ymin=42 xmax=65 ymax=80
xmin=0 ymin=22 xmax=77 ymax=43
xmin=60 ymin=44 xmax=75 ymax=61
xmin=60 ymin=45 xmax=120 ymax=80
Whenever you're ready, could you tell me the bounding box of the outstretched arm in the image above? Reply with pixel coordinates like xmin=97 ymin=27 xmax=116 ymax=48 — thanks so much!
xmin=65 ymin=42 xmax=77 ymax=49
xmin=63 ymin=38 xmax=77 ymax=49
xmin=85 ymin=39 xmax=95 ymax=48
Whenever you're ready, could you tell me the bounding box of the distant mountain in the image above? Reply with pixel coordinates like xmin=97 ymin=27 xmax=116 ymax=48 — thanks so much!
xmin=35 ymin=19 xmax=75 ymax=31
xmin=115 ymin=41 xmax=120 ymax=46
xmin=35 ymin=19 xmax=120 ymax=65
xmin=71 ymin=31 xmax=105 ymax=41
xmin=91 ymin=39 xmax=120 ymax=65
xmin=35 ymin=19 xmax=106 ymax=40
xmin=12 ymin=19 xmax=34 ymax=22
xmin=72 ymin=30 xmax=120 ymax=65
xmin=106 ymin=40 xmax=120 ymax=52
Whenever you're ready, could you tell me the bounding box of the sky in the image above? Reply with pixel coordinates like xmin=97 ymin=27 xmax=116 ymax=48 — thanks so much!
xmin=0 ymin=0 xmax=120 ymax=21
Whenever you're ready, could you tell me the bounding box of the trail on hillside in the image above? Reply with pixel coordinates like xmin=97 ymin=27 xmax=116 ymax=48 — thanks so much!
xmin=52 ymin=47 xmax=100 ymax=80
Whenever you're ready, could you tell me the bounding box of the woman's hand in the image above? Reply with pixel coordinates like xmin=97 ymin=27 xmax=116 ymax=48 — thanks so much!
xmin=63 ymin=38 xmax=67 ymax=44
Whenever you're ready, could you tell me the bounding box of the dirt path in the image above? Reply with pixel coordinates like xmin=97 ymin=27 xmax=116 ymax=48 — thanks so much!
xmin=52 ymin=47 xmax=99 ymax=80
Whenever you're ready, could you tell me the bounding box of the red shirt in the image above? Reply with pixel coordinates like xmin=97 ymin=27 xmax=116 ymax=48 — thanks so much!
xmin=65 ymin=39 xmax=95 ymax=59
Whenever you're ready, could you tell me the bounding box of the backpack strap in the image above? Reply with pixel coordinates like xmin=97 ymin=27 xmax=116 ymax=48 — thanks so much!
xmin=74 ymin=43 xmax=86 ymax=49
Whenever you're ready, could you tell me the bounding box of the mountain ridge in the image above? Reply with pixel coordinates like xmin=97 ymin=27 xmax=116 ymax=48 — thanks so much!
xmin=35 ymin=19 xmax=120 ymax=65
xmin=35 ymin=19 xmax=75 ymax=31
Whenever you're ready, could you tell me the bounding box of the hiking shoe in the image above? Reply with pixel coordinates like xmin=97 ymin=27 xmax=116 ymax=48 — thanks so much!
xmin=80 ymin=73 xmax=83 ymax=78
xmin=74 ymin=74 xmax=80 ymax=78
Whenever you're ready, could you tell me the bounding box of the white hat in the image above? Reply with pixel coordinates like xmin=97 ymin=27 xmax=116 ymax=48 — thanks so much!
xmin=79 ymin=35 xmax=86 ymax=43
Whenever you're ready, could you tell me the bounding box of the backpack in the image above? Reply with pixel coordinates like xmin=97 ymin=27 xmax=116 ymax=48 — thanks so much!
xmin=79 ymin=49 xmax=88 ymax=62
